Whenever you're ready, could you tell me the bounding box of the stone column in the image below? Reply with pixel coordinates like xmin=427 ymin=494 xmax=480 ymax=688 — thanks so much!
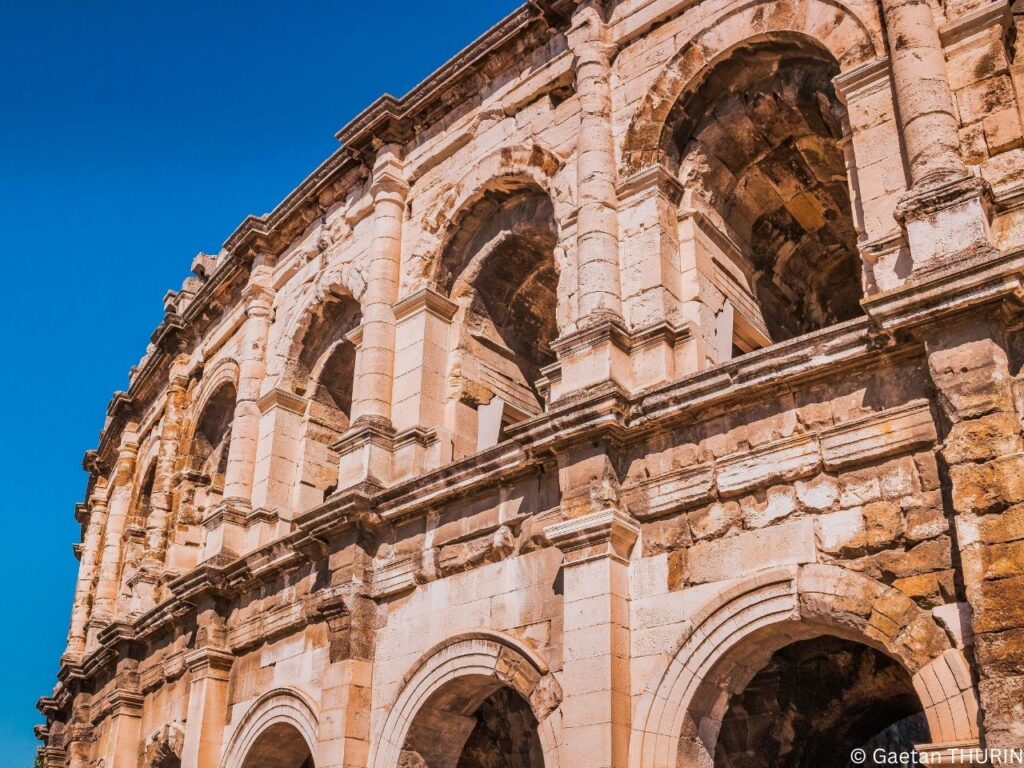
xmin=545 ymin=509 xmax=637 ymax=768
xmin=349 ymin=143 xmax=407 ymax=429
xmin=570 ymin=2 xmax=623 ymax=324
xmin=881 ymin=0 xmax=994 ymax=268
xmin=924 ymin=312 xmax=1024 ymax=749
xmin=206 ymin=266 xmax=275 ymax=560
xmin=90 ymin=427 xmax=140 ymax=630
xmin=65 ymin=479 xmax=109 ymax=658
xmin=337 ymin=144 xmax=408 ymax=490
xmin=222 ymin=276 xmax=275 ymax=505
xmin=144 ymin=355 xmax=189 ymax=570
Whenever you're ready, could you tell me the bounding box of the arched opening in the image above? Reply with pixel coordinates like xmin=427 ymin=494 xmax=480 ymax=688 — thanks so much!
xmin=711 ymin=636 xmax=927 ymax=768
xmin=238 ymin=722 xmax=314 ymax=768
xmin=133 ymin=460 xmax=157 ymax=525
xmin=118 ymin=460 xmax=157 ymax=614
xmin=668 ymin=39 xmax=863 ymax=353
xmin=291 ymin=295 xmax=361 ymax=506
xmin=438 ymin=185 xmax=559 ymax=455
xmin=187 ymin=382 xmax=236 ymax=515
xmin=400 ymin=676 xmax=543 ymax=768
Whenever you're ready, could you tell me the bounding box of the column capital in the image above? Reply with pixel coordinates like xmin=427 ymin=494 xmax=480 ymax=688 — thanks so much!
xmin=184 ymin=647 xmax=234 ymax=679
xmin=393 ymin=287 xmax=459 ymax=322
xmin=544 ymin=509 xmax=639 ymax=564
xmin=369 ymin=142 xmax=409 ymax=201
xmin=571 ymin=38 xmax=618 ymax=68
xmin=242 ymin=281 xmax=275 ymax=314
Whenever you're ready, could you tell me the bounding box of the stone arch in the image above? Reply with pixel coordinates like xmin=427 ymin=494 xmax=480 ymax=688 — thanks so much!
xmin=416 ymin=146 xmax=570 ymax=456
xmin=221 ymin=688 xmax=319 ymax=768
xmin=631 ymin=564 xmax=979 ymax=768
xmin=176 ymin=363 xmax=239 ymax=527
xmin=272 ymin=265 xmax=364 ymax=395
xmin=185 ymin=359 xmax=240 ymax=438
xmin=621 ymin=0 xmax=880 ymax=176
xmin=409 ymin=142 xmax=574 ymax=291
xmin=372 ymin=631 xmax=562 ymax=768
xmin=266 ymin=276 xmax=362 ymax=509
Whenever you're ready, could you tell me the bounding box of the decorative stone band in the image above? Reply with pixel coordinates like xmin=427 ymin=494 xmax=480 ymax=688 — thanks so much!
xmin=543 ymin=508 xmax=640 ymax=565
xmin=621 ymin=400 xmax=937 ymax=521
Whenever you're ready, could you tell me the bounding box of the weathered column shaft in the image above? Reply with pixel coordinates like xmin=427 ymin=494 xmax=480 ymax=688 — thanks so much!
xmin=91 ymin=429 xmax=140 ymax=623
xmin=144 ymin=359 xmax=189 ymax=566
xmin=350 ymin=143 xmax=408 ymax=427
xmin=925 ymin=313 xmax=1024 ymax=749
xmin=223 ymin=279 xmax=275 ymax=503
xmin=66 ymin=481 xmax=109 ymax=656
xmin=880 ymin=0 xmax=965 ymax=185
xmin=571 ymin=4 xmax=623 ymax=323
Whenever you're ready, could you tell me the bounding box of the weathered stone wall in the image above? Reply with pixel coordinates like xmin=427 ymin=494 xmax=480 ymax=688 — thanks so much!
xmin=38 ymin=1 xmax=1024 ymax=767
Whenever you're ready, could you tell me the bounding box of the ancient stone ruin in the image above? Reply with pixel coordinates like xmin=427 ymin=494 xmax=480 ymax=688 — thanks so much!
xmin=37 ymin=0 xmax=1024 ymax=766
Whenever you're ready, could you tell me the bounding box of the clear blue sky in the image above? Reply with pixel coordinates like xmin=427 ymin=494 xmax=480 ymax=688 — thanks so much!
xmin=0 ymin=2 xmax=521 ymax=764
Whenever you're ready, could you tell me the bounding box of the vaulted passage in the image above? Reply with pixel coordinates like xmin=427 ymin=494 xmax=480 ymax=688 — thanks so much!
xmin=672 ymin=40 xmax=863 ymax=344
xmin=187 ymin=381 xmax=237 ymax=513
xmin=712 ymin=637 xmax=927 ymax=768
xmin=239 ymin=722 xmax=315 ymax=768
xmin=439 ymin=183 xmax=560 ymax=454
xmin=400 ymin=677 xmax=543 ymax=768
xmin=441 ymin=186 xmax=559 ymax=412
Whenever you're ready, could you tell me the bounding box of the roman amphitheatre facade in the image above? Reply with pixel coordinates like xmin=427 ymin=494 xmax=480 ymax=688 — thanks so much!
xmin=37 ymin=0 xmax=1024 ymax=765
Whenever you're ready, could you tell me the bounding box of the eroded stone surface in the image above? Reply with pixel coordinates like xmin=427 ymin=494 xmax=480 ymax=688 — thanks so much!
xmin=40 ymin=1 xmax=1024 ymax=767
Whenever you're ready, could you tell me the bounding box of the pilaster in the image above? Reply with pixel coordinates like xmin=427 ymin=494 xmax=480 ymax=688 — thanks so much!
xmin=545 ymin=509 xmax=638 ymax=768
xmin=180 ymin=646 xmax=234 ymax=768
xmin=248 ymin=386 xmax=308 ymax=547
xmin=314 ymin=586 xmax=377 ymax=768
xmin=922 ymin=309 xmax=1024 ymax=750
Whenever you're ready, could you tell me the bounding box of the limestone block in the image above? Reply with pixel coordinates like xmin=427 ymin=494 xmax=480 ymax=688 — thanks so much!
xmin=795 ymin=473 xmax=840 ymax=512
xmin=715 ymin=435 xmax=820 ymax=496
xmin=685 ymin=517 xmax=816 ymax=584
xmin=687 ymin=501 xmax=742 ymax=541
xmin=820 ymin=401 xmax=937 ymax=470
xmin=626 ymin=464 xmax=715 ymax=520
xmin=740 ymin=486 xmax=798 ymax=529
xmin=983 ymin=108 xmax=1024 ymax=155
xmin=816 ymin=507 xmax=866 ymax=555
xmin=904 ymin=493 xmax=950 ymax=542
xmin=864 ymin=500 xmax=904 ymax=547
xmin=943 ymin=413 xmax=1024 ymax=464
xmin=949 ymin=454 xmax=1024 ymax=514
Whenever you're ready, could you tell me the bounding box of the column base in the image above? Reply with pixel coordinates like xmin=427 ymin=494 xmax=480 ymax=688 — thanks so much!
xmin=550 ymin=316 xmax=691 ymax=399
xmin=334 ymin=418 xmax=397 ymax=491
xmin=200 ymin=498 xmax=248 ymax=561
xmin=895 ymin=173 xmax=996 ymax=274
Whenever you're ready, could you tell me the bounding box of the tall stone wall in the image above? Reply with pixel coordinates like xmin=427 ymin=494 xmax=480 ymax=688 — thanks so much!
xmin=37 ymin=1 xmax=1024 ymax=767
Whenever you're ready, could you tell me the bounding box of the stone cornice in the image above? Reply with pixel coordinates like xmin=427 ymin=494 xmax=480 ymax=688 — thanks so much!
xmin=939 ymin=0 xmax=1010 ymax=47
xmin=544 ymin=509 xmax=640 ymax=564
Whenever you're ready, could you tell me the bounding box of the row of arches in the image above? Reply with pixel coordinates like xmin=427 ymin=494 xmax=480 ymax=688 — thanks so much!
xmin=118 ymin=9 xmax=888 ymax=600
xmin=215 ymin=566 xmax=976 ymax=768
